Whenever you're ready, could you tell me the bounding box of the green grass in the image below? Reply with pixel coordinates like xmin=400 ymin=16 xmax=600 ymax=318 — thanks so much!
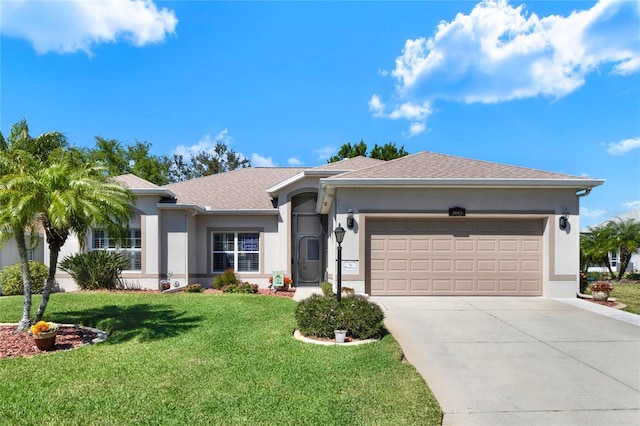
xmin=611 ymin=281 xmax=640 ymax=315
xmin=0 ymin=293 xmax=441 ymax=425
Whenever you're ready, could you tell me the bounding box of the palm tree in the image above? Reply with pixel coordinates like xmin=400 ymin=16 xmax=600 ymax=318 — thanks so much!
xmin=1 ymin=119 xmax=134 ymax=329
xmin=1 ymin=120 xmax=67 ymax=331
xmin=605 ymin=218 xmax=640 ymax=280
xmin=33 ymin=155 xmax=134 ymax=321
xmin=0 ymin=149 xmax=43 ymax=331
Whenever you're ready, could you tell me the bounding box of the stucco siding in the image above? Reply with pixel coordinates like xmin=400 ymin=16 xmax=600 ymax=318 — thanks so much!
xmin=328 ymin=187 xmax=581 ymax=297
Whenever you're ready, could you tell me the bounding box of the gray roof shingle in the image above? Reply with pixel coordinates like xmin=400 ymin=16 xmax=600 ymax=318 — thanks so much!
xmin=333 ymin=151 xmax=591 ymax=180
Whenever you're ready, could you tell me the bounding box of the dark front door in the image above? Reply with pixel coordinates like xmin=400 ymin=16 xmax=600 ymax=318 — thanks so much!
xmin=296 ymin=235 xmax=322 ymax=284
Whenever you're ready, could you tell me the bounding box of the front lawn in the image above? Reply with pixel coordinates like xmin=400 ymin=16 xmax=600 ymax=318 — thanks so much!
xmin=0 ymin=293 xmax=441 ymax=425
xmin=611 ymin=281 xmax=640 ymax=315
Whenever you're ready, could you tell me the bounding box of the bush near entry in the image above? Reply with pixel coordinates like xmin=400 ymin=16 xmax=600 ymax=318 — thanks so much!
xmin=295 ymin=294 xmax=385 ymax=340
xmin=0 ymin=261 xmax=48 ymax=296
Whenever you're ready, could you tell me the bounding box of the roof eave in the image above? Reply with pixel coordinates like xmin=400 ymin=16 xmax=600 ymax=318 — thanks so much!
xmin=132 ymin=188 xmax=176 ymax=197
xmin=266 ymin=170 xmax=345 ymax=197
xmin=320 ymin=178 xmax=605 ymax=189
xmin=203 ymin=209 xmax=279 ymax=216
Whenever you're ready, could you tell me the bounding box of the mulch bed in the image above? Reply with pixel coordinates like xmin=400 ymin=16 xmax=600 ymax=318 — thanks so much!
xmin=0 ymin=325 xmax=98 ymax=359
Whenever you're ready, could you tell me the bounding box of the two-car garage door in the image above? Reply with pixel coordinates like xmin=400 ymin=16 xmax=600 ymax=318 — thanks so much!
xmin=367 ymin=218 xmax=543 ymax=296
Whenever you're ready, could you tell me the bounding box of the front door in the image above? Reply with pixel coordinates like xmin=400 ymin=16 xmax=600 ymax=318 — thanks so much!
xmin=296 ymin=235 xmax=322 ymax=285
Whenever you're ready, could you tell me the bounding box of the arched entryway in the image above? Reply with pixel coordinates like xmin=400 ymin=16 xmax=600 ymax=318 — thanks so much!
xmin=291 ymin=192 xmax=326 ymax=286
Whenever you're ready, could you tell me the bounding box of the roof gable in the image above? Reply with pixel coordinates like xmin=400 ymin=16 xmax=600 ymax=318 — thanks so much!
xmin=166 ymin=167 xmax=304 ymax=210
xmin=113 ymin=174 xmax=162 ymax=189
xmin=334 ymin=151 xmax=591 ymax=180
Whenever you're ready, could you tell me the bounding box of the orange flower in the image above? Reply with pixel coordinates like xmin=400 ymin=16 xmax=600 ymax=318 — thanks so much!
xmin=29 ymin=321 xmax=57 ymax=335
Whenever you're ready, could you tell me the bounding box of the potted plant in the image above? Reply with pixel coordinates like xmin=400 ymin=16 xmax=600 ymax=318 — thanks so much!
xmin=30 ymin=321 xmax=59 ymax=350
xmin=590 ymin=281 xmax=613 ymax=301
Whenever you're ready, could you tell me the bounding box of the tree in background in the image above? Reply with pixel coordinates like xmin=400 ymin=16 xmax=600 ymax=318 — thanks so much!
xmin=581 ymin=217 xmax=640 ymax=280
xmin=328 ymin=140 xmax=408 ymax=163
xmin=168 ymin=141 xmax=251 ymax=183
xmin=80 ymin=137 xmax=171 ymax=185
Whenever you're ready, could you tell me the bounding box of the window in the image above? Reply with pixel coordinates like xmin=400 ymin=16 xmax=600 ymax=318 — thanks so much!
xmin=212 ymin=232 xmax=259 ymax=272
xmin=92 ymin=229 xmax=142 ymax=271
xmin=610 ymin=251 xmax=618 ymax=268
xmin=27 ymin=249 xmax=35 ymax=261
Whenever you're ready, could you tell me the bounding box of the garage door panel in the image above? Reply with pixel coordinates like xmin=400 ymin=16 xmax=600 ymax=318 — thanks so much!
xmin=410 ymin=239 xmax=430 ymax=251
xmin=433 ymin=239 xmax=453 ymax=251
xmin=368 ymin=219 xmax=543 ymax=296
xmin=388 ymin=259 xmax=408 ymax=272
xmin=411 ymin=279 xmax=430 ymax=291
xmin=410 ymin=259 xmax=430 ymax=271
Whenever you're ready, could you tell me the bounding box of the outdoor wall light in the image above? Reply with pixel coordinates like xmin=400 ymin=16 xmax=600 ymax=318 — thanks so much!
xmin=346 ymin=209 xmax=355 ymax=230
xmin=559 ymin=211 xmax=569 ymax=231
xmin=334 ymin=223 xmax=345 ymax=302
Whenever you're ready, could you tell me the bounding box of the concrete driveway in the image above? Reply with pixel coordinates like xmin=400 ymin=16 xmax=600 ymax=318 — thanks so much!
xmin=371 ymin=297 xmax=640 ymax=425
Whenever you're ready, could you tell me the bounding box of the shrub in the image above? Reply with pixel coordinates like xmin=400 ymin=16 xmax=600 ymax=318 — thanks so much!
xmin=295 ymin=294 xmax=385 ymax=340
xmin=222 ymin=282 xmax=258 ymax=294
xmin=295 ymin=294 xmax=339 ymax=338
xmin=212 ymin=268 xmax=240 ymax=290
xmin=336 ymin=296 xmax=385 ymax=339
xmin=184 ymin=283 xmax=203 ymax=293
xmin=0 ymin=261 xmax=48 ymax=296
xmin=59 ymin=251 xmax=129 ymax=290
xmin=320 ymin=281 xmax=333 ymax=297
xmin=626 ymin=273 xmax=640 ymax=281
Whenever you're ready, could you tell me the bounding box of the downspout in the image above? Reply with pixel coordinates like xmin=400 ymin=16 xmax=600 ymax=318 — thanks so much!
xmin=576 ymin=188 xmax=592 ymax=298
xmin=576 ymin=188 xmax=591 ymax=198
xmin=184 ymin=208 xmax=197 ymax=287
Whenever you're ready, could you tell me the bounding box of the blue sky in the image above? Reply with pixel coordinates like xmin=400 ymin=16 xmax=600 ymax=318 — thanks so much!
xmin=1 ymin=0 xmax=639 ymax=229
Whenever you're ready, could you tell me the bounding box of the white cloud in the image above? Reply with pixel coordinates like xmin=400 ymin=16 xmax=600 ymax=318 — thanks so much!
xmin=368 ymin=95 xmax=385 ymax=116
xmin=408 ymin=122 xmax=427 ymax=137
xmin=251 ymin=154 xmax=277 ymax=167
xmin=580 ymin=206 xmax=607 ymax=219
xmin=0 ymin=0 xmax=177 ymax=54
xmin=372 ymin=0 xmax=640 ymax=132
xmin=288 ymin=157 xmax=302 ymax=166
xmin=171 ymin=129 xmax=233 ymax=160
xmin=606 ymin=137 xmax=640 ymax=155
xmin=623 ymin=200 xmax=640 ymax=210
xmin=315 ymin=146 xmax=335 ymax=161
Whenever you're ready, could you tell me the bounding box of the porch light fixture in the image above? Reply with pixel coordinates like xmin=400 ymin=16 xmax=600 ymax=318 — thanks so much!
xmin=346 ymin=209 xmax=355 ymax=230
xmin=334 ymin=223 xmax=345 ymax=302
xmin=559 ymin=211 xmax=569 ymax=231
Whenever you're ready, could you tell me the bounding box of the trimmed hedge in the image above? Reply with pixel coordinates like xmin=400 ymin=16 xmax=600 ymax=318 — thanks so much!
xmin=295 ymin=294 xmax=385 ymax=340
xmin=0 ymin=261 xmax=48 ymax=296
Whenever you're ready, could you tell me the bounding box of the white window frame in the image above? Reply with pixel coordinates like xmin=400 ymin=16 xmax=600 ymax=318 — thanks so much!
xmin=211 ymin=232 xmax=260 ymax=273
xmin=92 ymin=228 xmax=142 ymax=272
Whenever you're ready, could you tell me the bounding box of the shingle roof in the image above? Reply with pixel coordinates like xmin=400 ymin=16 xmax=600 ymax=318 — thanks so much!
xmin=113 ymin=174 xmax=162 ymax=189
xmin=311 ymin=156 xmax=385 ymax=171
xmin=165 ymin=167 xmax=305 ymax=210
xmin=333 ymin=151 xmax=591 ymax=180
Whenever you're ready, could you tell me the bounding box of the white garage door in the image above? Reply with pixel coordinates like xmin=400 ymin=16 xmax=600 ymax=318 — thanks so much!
xmin=367 ymin=219 xmax=543 ymax=296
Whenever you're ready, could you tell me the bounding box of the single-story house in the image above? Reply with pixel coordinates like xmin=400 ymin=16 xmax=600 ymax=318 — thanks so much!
xmin=51 ymin=151 xmax=604 ymax=298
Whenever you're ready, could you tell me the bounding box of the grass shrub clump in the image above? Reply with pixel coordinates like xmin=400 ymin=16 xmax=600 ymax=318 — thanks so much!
xmin=0 ymin=261 xmax=48 ymax=296
xmin=212 ymin=268 xmax=240 ymax=289
xmin=222 ymin=282 xmax=258 ymax=294
xmin=184 ymin=283 xmax=203 ymax=293
xmin=295 ymin=294 xmax=385 ymax=339
xmin=59 ymin=251 xmax=129 ymax=290
xmin=320 ymin=281 xmax=333 ymax=296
